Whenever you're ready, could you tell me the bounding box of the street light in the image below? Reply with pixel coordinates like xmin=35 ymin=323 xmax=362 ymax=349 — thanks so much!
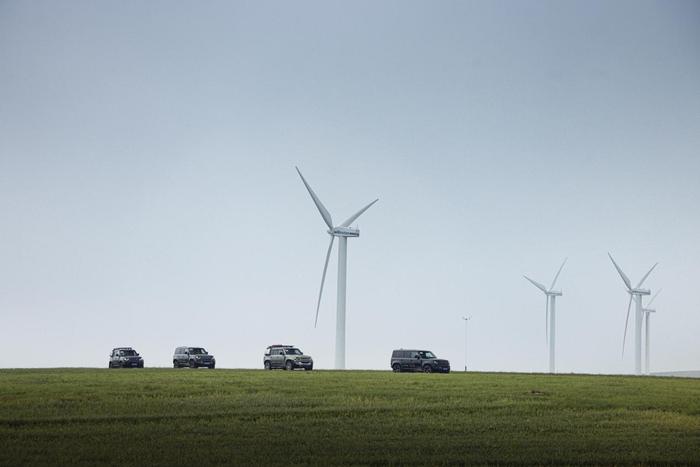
xmin=462 ymin=316 xmax=471 ymax=372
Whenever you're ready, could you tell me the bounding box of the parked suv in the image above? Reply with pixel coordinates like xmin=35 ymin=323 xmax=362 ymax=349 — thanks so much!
xmin=109 ymin=347 xmax=144 ymax=368
xmin=391 ymin=349 xmax=450 ymax=373
xmin=263 ymin=345 xmax=313 ymax=371
xmin=173 ymin=347 xmax=215 ymax=369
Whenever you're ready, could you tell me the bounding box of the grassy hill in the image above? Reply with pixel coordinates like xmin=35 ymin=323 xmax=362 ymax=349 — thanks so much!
xmin=1 ymin=369 xmax=699 ymax=465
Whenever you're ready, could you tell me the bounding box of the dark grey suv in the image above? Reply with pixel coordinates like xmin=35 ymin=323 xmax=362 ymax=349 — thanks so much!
xmin=173 ymin=347 xmax=215 ymax=369
xmin=391 ymin=349 xmax=450 ymax=373
xmin=109 ymin=347 xmax=144 ymax=368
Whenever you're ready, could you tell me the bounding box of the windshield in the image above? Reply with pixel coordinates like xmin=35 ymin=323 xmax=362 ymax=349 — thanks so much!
xmin=120 ymin=350 xmax=137 ymax=356
xmin=419 ymin=351 xmax=436 ymax=359
xmin=285 ymin=348 xmax=302 ymax=355
xmin=188 ymin=348 xmax=207 ymax=355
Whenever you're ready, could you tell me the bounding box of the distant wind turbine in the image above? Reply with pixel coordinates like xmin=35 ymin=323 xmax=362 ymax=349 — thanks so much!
xmin=643 ymin=289 xmax=661 ymax=375
xmin=296 ymin=167 xmax=378 ymax=370
xmin=524 ymin=258 xmax=567 ymax=373
xmin=608 ymin=253 xmax=658 ymax=375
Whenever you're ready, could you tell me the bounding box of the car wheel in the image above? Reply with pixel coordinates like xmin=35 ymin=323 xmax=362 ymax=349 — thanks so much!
xmin=264 ymin=361 xmax=271 ymax=370
xmin=423 ymin=365 xmax=433 ymax=373
xmin=285 ymin=360 xmax=294 ymax=371
xmin=173 ymin=361 xmax=179 ymax=369
xmin=108 ymin=362 xmax=112 ymax=369
xmin=209 ymin=364 xmax=215 ymax=369
xmin=305 ymin=366 xmax=313 ymax=371
xmin=392 ymin=363 xmax=401 ymax=372
xmin=189 ymin=360 xmax=196 ymax=369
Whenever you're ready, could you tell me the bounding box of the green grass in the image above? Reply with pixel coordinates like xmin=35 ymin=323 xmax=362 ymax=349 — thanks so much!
xmin=1 ymin=369 xmax=699 ymax=465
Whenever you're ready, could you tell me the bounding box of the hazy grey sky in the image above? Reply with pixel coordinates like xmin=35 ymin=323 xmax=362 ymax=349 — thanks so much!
xmin=1 ymin=0 xmax=699 ymax=372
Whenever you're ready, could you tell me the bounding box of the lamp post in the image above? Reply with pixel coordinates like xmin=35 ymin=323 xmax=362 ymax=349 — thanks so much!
xmin=462 ymin=316 xmax=471 ymax=371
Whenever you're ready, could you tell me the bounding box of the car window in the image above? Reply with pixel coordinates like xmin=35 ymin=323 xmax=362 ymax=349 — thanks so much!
xmin=410 ymin=351 xmax=419 ymax=358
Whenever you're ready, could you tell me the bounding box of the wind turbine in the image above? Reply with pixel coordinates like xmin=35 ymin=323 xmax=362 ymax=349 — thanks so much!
xmin=643 ymin=289 xmax=661 ymax=375
xmin=608 ymin=253 xmax=658 ymax=375
xmin=296 ymin=167 xmax=378 ymax=370
xmin=523 ymin=258 xmax=567 ymax=373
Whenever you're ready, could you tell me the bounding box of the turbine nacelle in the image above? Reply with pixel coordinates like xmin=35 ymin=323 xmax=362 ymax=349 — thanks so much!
xmin=643 ymin=308 xmax=656 ymax=314
xmin=330 ymin=227 xmax=360 ymax=237
xmin=546 ymin=290 xmax=563 ymax=297
xmin=627 ymin=288 xmax=651 ymax=296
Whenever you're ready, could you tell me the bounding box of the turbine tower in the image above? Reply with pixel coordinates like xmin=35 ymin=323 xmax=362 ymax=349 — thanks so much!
xmin=608 ymin=253 xmax=658 ymax=375
xmin=523 ymin=258 xmax=567 ymax=374
xmin=643 ymin=289 xmax=661 ymax=375
xmin=296 ymin=167 xmax=378 ymax=369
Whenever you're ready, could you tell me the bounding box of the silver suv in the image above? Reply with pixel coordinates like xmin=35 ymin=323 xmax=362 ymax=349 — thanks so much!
xmin=263 ymin=345 xmax=313 ymax=371
xmin=173 ymin=347 xmax=215 ymax=369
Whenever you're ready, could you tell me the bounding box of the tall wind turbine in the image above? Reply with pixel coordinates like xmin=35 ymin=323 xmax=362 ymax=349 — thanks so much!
xmin=296 ymin=167 xmax=378 ymax=369
xmin=643 ymin=289 xmax=661 ymax=375
xmin=523 ymin=258 xmax=567 ymax=373
xmin=608 ymin=253 xmax=658 ymax=375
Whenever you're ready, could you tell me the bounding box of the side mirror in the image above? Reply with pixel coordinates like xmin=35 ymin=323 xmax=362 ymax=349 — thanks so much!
xmin=415 ymin=355 xmax=420 ymax=359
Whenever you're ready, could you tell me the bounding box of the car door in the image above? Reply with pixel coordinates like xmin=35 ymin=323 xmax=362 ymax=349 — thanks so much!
xmin=272 ymin=348 xmax=284 ymax=368
xmin=400 ymin=351 xmax=411 ymax=371
xmin=409 ymin=351 xmax=421 ymax=371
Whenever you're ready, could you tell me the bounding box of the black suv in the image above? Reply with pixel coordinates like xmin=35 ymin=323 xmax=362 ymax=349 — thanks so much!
xmin=391 ymin=349 xmax=450 ymax=373
xmin=173 ymin=347 xmax=216 ymax=369
xmin=109 ymin=347 xmax=144 ymax=368
xmin=263 ymin=345 xmax=313 ymax=371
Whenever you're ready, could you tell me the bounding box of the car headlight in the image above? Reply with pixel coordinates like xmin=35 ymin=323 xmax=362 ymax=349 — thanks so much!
xmin=195 ymin=356 xmax=201 ymax=360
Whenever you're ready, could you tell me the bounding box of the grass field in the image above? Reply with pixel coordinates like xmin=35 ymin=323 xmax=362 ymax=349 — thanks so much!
xmin=1 ymin=369 xmax=699 ymax=465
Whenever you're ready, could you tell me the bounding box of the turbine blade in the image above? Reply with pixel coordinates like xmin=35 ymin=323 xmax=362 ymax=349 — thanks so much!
xmin=340 ymin=198 xmax=379 ymax=227
xmin=608 ymin=253 xmax=632 ymax=290
xmin=647 ymin=289 xmax=662 ymax=307
xmin=296 ymin=167 xmax=334 ymax=229
xmin=549 ymin=258 xmax=568 ymax=291
xmin=524 ymin=275 xmax=548 ymax=293
xmin=314 ymin=235 xmax=335 ymax=327
xmin=636 ymin=262 xmax=658 ymax=289
xmin=622 ymin=295 xmax=633 ymax=358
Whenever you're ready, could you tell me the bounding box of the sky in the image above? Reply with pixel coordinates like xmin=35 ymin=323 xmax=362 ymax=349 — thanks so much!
xmin=1 ymin=0 xmax=699 ymax=373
